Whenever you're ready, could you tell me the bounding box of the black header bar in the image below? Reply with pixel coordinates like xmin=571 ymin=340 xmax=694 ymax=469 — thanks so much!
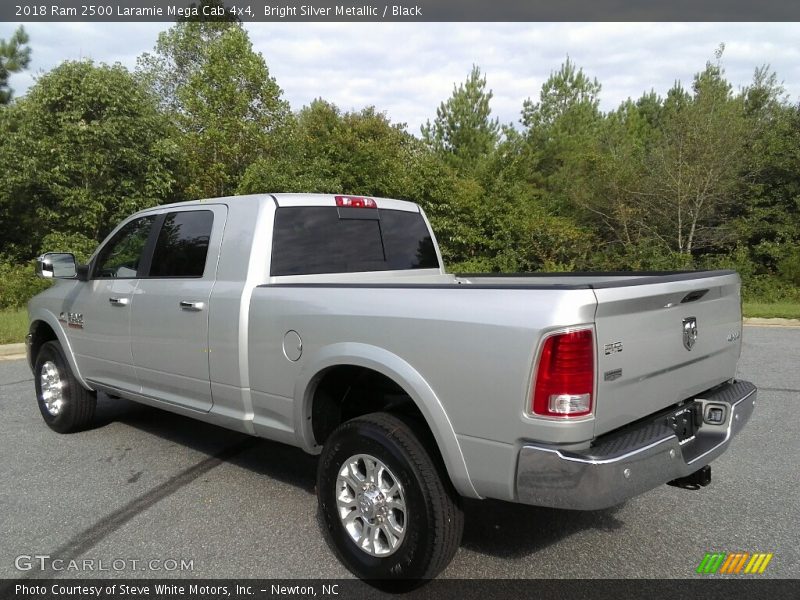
xmin=0 ymin=579 xmax=796 ymax=600
xmin=2 ymin=0 xmax=800 ymax=22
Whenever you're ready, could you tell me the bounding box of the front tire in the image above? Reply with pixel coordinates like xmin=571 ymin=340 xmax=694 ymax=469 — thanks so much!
xmin=317 ymin=412 xmax=463 ymax=586
xmin=34 ymin=340 xmax=96 ymax=433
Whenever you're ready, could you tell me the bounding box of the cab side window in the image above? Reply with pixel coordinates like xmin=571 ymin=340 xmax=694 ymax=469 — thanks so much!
xmin=148 ymin=210 xmax=214 ymax=278
xmin=93 ymin=216 xmax=156 ymax=279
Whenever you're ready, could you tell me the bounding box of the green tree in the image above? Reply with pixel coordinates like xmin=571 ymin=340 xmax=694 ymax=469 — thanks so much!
xmin=139 ymin=22 xmax=289 ymax=199
xmin=636 ymin=61 xmax=749 ymax=256
xmin=733 ymin=67 xmax=800 ymax=275
xmin=0 ymin=26 xmax=31 ymax=105
xmin=137 ymin=13 xmax=236 ymax=113
xmin=522 ymin=57 xmax=601 ymax=133
xmin=572 ymin=100 xmax=653 ymax=261
xmin=0 ymin=60 xmax=176 ymax=261
xmin=519 ymin=58 xmax=603 ymax=217
xmin=240 ymin=100 xmax=417 ymax=198
xmin=421 ymin=65 xmax=500 ymax=173
xmin=568 ymin=52 xmax=763 ymax=268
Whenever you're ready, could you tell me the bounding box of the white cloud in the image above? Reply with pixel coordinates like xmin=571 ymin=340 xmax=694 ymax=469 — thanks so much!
xmin=1 ymin=22 xmax=798 ymax=132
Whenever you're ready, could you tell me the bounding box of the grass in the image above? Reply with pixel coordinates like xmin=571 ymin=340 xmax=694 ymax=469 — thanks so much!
xmin=0 ymin=308 xmax=28 ymax=345
xmin=743 ymin=301 xmax=800 ymax=320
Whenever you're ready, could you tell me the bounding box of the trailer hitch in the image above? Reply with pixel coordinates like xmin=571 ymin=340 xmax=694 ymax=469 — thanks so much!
xmin=667 ymin=465 xmax=711 ymax=490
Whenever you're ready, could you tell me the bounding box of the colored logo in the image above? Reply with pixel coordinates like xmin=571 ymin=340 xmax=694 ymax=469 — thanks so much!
xmin=696 ymin=552 xmax=773 ymax=574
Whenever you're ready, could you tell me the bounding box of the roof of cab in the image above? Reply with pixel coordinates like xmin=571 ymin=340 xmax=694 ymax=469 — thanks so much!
xmin=272 ymin=193 xmax=419 ymax=212
xmin=148 ymin=193 xmax=420 ymax=213
xmin=147 ymin=193 xmax=273 ymax=212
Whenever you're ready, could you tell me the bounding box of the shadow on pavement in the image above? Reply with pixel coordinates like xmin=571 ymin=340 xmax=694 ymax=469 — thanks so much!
xmin=92 ymin=392 xmax=623 ymax=561
xmin=461 ymin=498 xmax=624 ymax=559
xmin=93 ymin=393 xmax=318 ymax=493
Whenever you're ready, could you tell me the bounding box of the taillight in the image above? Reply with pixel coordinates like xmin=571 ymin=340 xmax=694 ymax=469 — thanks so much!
xmin=531 ymin=329 xmax=594 ymax=417
xmin=335 ymin=195 xmax=377 ymax=208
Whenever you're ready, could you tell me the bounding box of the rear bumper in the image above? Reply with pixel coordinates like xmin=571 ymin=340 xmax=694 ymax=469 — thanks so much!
xmin=515 ymin=380 xmax=756 ymax=510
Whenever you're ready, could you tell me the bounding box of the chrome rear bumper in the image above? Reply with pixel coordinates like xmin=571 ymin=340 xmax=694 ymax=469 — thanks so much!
xmin=516 ymin=380 xmax=756 ymax=510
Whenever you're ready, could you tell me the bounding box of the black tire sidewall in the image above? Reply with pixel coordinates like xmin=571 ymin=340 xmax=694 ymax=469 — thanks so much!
xmin=318 ymin=419 xmax=436 ymax=581
xmin=34 ymin=341 xmax=75 ymax=432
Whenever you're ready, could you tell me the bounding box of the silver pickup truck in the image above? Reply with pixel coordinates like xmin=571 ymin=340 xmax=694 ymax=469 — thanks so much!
xmin=27 ymin=193 xmax=756 ymax=582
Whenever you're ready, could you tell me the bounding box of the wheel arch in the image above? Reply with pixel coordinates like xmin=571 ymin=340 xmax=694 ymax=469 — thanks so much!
xmin=27 ymin=309 xmax=92 ymax=390
xmin=293 ymin=342 xmax=479 ymax=499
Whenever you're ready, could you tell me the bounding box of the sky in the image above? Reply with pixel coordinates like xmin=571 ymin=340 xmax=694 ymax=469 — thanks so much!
xmin=1 ymin=22 xmax=799 ymax=133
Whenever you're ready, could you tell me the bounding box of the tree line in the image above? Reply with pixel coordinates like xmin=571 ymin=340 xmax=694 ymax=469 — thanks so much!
xmin=1 ymin=20 xmax=799 ymax=309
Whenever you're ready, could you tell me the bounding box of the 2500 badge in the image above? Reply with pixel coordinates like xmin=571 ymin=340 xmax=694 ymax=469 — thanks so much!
xmin=58 ymin=312 xmax=83 ymax=329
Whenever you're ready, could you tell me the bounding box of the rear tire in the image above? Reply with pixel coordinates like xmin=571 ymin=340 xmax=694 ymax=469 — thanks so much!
xmin=317 ymin=412 xmax=463 ymax=587
xmin=34 ymin=340 xmax=96 ymax=433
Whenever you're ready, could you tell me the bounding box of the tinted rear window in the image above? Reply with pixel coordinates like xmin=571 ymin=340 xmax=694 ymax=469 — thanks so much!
xmin=271 ymin=207 xmax=438 ymax=276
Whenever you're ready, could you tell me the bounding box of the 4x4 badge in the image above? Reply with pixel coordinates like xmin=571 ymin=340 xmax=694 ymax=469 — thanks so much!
xmin=683 ymin=316 xmax=698 ymax=351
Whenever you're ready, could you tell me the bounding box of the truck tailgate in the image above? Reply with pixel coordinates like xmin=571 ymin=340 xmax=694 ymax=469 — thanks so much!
xmin=592 ymin=272 xmax=742 ymax=436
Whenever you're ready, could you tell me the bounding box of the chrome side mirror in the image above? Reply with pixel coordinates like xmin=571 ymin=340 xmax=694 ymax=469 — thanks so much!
xmin=36 ymin=253 xmax=77 ymax=279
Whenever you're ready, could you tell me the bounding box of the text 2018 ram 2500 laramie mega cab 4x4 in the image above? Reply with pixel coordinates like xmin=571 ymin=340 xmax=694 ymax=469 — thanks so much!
xmin=27 ymin=193 xmax=756 ymax=583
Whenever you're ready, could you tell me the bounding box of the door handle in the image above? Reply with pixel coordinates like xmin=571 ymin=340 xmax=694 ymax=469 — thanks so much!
xmin=108 ymin=297 xmax=129 ymax=306
xmin=179 ymin=301 xmax=205 ymax=311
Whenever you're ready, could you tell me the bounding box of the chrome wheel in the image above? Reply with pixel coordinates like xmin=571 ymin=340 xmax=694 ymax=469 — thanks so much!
xmin=40 ymin=360 xmax=64 ymax=416
xmin=336 ymin=453 xmax=407 ymax=557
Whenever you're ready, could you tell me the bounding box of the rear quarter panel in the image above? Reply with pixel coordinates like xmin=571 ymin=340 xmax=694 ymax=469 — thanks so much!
xmin=247 ymin=285 xmax=597 ymax=499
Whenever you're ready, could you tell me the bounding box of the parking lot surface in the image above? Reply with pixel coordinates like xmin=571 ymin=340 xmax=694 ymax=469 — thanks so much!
xmin=0 ymin=326 xmax=797 ymax=579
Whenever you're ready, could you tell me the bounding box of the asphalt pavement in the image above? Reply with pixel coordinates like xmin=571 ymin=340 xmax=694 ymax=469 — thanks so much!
xmin=0 ymin=326 xmax=797 ymax=580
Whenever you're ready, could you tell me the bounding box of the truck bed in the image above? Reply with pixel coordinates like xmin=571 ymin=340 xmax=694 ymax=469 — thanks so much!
xmin=264 ymin=270 xmax=741 ymax=441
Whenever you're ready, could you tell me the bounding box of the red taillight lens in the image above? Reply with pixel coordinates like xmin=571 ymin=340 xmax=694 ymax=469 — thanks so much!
xmin=335 ymin=195 xmax=377 ymax=208
xmin=532 ymin=329 xmax=594 ymax=417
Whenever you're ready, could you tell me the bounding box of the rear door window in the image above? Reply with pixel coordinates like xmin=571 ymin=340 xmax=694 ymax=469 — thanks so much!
xmin=148 ymin=210 xmax=214 ymax=278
